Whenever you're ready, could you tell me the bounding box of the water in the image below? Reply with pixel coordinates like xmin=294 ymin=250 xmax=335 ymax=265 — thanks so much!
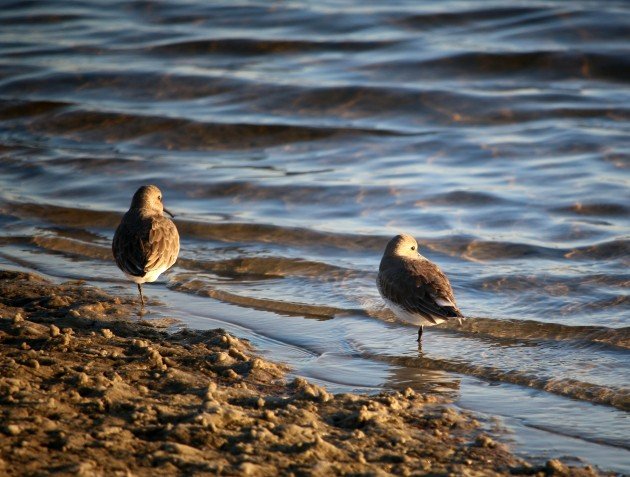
xmin=0 ymin=0 xmax=629 ymax=472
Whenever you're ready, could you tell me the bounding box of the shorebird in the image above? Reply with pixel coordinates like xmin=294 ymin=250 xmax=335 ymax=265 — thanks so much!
xmin=377 ymin=234 xmax=463 ymax=342
xmin=112 ymin=185 xmax=180 ymax=308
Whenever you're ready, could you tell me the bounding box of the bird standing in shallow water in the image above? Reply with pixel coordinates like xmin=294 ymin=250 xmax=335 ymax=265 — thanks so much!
xmin=377 ymin=234 xmax=463 ymax=342
xmin=112 ymin=185 xmax=180 ymax=309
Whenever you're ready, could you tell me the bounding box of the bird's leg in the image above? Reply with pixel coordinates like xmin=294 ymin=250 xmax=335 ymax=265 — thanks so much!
xmin=417 ymin=325 xmax=423 ymax=342
xmin=137 ymin=283 xmax=145 ymax=307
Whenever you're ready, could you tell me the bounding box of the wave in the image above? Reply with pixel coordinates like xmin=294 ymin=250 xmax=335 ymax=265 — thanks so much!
xmin=362 ymin=304 xmax=629 ymax=350
xmin=148 ymin=37 xmax=397 ymax=56
xmin=8 ymin=74 xmax=627 ymax=140
xmin=170 ymin=180 xmax=391 ymax=206
xmin=167 ymin=268 xmax=630 ymax=350
xmin=386 ymin=354 xmax=630 ymax=412
xmin=361 ymin=51 xmax=630 ymax=84
xmin=25 ymin=109 xmax=403 ymax=150
xmin=0 ymin=11 xmax=83 ymax=25
xmin=4 ymin=201 xmax=628 ymax=264
xmin=169 ymin=277 xmax=344 ymax=319
xmin=0 ymin=98 xmax=69 ymax=120
xmin=1 ymin=74 xmax=500 ymax=127
xmin=13 ymin=230 xmax=361 ymax=281
xmin=552 ymin=202 xmax=630 ymax=217
xmin=176 ymin=256 xmax=356 ymax=280
xmin=474 ymin=273 xmax=629 ymax=296
xmin=565 ymin=240 xmax=630 ymax=261
xmin=421 ymin=50 xmax=630 ymax=81
xmin=2 ymin=202 xmax=121 ymax=229
xmin=393 ymin=6 xmax=544 ymax=29
xmin=442 ymin=317 xmax=629 ymax=350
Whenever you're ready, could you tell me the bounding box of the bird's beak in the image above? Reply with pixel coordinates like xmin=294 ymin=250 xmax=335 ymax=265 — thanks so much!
xmin=163 ymin=207 xmax=175 ymax=218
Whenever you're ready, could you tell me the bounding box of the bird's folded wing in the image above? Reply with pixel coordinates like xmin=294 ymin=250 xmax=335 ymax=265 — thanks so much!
xmin=145 ymin=218 xmax=180 ymax=271
xmin=379 ymin=262 xmax=461 ymax=323
xmin=112 ymin=219 xmax=149 ymax=277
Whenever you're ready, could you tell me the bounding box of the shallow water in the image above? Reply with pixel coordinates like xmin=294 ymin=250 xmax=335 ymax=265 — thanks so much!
xmin=0 ymin=0 xmax=629 ymax=472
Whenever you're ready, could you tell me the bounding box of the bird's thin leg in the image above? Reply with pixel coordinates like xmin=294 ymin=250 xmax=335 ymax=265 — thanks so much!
xmin=137 ymin=283 xmax=145 ymax=307
xmin=417 ymin=325 xmax=423 ymax=342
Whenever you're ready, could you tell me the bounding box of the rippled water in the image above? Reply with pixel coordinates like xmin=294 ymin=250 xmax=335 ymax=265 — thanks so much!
xmin=1 ymin=0 xmax=629 ymax=472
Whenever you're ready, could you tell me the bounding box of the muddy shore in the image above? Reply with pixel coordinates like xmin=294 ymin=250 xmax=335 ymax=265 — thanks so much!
xmin=0 ymin=270 xmax=607 ymax=476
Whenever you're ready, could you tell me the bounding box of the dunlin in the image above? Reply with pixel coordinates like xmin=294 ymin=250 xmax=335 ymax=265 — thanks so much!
xmin=112 ymin=185 xmax=180 ymax=307
xmin=377 ymin=234 xmax=463 ymax=341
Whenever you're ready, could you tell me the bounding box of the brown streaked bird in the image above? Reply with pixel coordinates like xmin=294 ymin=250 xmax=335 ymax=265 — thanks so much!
xmin=377 ymin=233 xmax=463 ymax=342
xmin=112 ymin=185 xmax=180 ymax=307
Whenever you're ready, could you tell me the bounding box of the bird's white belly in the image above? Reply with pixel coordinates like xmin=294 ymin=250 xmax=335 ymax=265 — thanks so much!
xmin=381 ymin=297 xmax=445 ymax=327
xmin=125 ymin=265 xmax=169 ymax=284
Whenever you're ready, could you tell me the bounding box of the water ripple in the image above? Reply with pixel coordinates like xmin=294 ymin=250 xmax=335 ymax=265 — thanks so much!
xmin=1 ymin=0 xmax=629 ymax=470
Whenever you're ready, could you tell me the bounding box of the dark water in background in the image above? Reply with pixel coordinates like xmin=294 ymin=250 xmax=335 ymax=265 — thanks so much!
xmin=0 ymin=0 xmax=629 ymax=471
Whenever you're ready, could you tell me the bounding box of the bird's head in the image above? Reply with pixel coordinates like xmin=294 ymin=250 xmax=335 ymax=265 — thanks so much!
xmin=383 ymin=233 xmax=420 ymax=259
xmin=130 ymin=185 xmax=174 ymax=217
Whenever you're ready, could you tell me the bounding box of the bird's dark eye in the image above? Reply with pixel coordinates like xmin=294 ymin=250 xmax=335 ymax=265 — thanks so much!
xmin=411 ymin=246 xmax=416 ymax=251
xmin=158 ymin=196 xmax=162 ymax=201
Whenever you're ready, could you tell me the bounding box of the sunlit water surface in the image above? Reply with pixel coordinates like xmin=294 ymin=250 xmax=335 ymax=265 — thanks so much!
xmin=0 ymin=0 xmax=628 ymax=472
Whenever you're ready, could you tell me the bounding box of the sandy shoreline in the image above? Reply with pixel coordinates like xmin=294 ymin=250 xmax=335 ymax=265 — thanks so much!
xmin=0 ymin=270 xmax=607 ymax=476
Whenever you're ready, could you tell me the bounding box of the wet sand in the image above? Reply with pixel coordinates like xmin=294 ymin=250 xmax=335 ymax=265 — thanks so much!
xmin=0 ymin=270 xmax=608 ymax=476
